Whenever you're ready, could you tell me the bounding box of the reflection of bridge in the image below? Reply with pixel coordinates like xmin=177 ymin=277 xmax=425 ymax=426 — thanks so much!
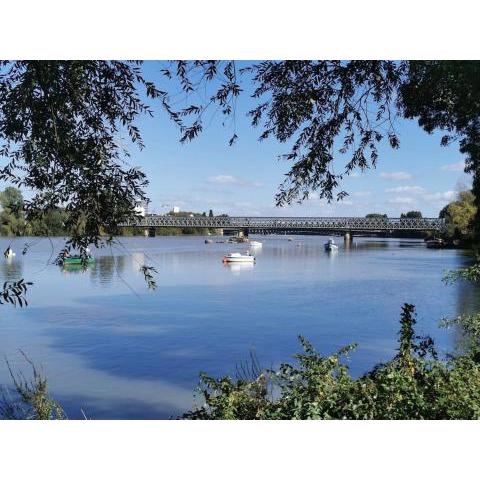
xmin=121 ymin=216 xmax=445 ymax=239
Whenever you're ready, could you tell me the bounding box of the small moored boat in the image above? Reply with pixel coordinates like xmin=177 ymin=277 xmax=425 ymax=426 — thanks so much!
xmin=63 ymin=256 xmax=95 ymax=266
xmin=324 ymin=239 xmax=338 ymax=252
xmin=426 ymin=238 xmax=445 ymax=249
xmin=249 ymin=240 xmax=262 ymax=248
xmin=223 ymin=252 xmax=255 ymax=263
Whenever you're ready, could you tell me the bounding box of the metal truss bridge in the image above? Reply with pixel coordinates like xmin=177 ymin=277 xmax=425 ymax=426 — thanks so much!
xmin=121 ymin=216 xmax=445 ymax=234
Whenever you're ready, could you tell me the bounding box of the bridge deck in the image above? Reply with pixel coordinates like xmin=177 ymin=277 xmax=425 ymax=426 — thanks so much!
xmin=121 ymin=216 xmax=445 ymax=232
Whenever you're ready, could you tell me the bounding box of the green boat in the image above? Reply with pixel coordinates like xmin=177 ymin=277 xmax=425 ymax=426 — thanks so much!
xmin=62 ymin=256 xmax=95 ymax=266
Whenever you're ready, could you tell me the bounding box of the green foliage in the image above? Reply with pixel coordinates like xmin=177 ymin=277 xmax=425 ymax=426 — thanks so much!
xmin=0 ymin=187 xmax=70 ymax=236
xmin=439 ymin=190 xmax=476 ymax=240
xmin=0 ymin=279 xmax=32 ymax=308
xmin=0 ymin=61 xmax=161 ymax=254
xmin=0 ymin=352 xmax=66 ymax=420
xmin=365 ymin=213 xmax=387 ymax=219
xmin=0 ymin=187 xmax=27 ymax=236
xmin=140 ymin=265 xmax=158 ymax=290
xmin=443 ymin=260 xmax=480 ymax=284
xmin=400 ymin=61 xmax=480 ymax=235
xmin=0 ymin=186 xmax=24 ymax=213
xmin=183 ymin=304 xmax=480 ymax=420
xmin=442 ymin=259 xmax=480 ymax=356
xmin=167 ymin=210 xmax=205 ymax=217
xmin=401 ymin=211 xmax=422 ymax=218
xmin=27 ymin=208 xmax=69 ymax=236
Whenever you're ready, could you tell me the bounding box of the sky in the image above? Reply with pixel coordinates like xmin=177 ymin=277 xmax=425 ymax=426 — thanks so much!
xmin=129 ymin=61 xmax=470 ymax=218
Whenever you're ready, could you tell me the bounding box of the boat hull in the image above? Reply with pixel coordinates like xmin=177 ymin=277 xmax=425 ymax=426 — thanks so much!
xmin=223 ymin=257 xmax=255 ymax=263
xmin=63 ymin=256 xmax=95 ymax=265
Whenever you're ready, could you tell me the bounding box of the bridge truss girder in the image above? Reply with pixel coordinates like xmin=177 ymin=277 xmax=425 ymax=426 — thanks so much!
xmin=120 ymin=216 xmax=445 ymax=233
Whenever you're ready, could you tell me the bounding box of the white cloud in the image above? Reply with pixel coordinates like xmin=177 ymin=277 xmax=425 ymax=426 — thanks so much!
xmin=380 ymin=171 xmax=412 ymax=181
xmin=423 ymin=191 xmax=456 ymax=203
xmin=441 ymin=161 xmax=465 ymax=172
xmin=351 ymin=190 xmax=372 ymax=197
xmin=388 ymin=196 xmax=415 ymax=205
xmin=385 ymin=185 xmax=426 ymax=194
xmin=206 ymin=174 xmax=263 ymax=188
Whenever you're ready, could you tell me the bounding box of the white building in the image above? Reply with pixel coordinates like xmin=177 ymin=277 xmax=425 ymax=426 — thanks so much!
xmin=134 ymin=201 xmax=149 ymax=217
xmin=172 ymin=206 xmax=180 ymax=214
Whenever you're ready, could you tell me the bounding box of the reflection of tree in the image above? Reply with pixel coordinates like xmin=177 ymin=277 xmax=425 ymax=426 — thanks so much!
xmin=88 ymin=254 xmax=127 ymax=287
xmin=351 ymin=241 xmax=390 ymax=251
xmin=0 ymin=256 xmax=23 ymax=282
xmin=115 ymin=255 xmax=126 ymax=276
xmin=449 ymin=260 xmax=480 ymax=351
xmin=61 ymin=265 xmax=89 ymax=276
xmin=455 ymin=281 xmax=480 ymax=316
xmin=97 ymin=256 xmax=115 ymax=285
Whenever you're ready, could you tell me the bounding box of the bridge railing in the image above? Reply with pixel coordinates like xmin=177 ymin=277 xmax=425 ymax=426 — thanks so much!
xmin=119 ymin=216 xmax=445 ymax=231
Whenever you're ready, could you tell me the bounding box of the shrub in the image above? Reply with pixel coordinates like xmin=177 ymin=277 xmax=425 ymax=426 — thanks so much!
xmin=183 ymin=304 xmax=480 ymax=419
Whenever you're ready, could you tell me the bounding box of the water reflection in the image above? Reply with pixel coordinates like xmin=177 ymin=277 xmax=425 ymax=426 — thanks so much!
xmin=326 ymin=249 xmax=338 ymax=264
xmin=0 ymin=255 xmax=23 ymax=281
xmin=224 ymin=263 xmax=255 ymax=275
xmin=61 ymin=264 xmax=92 ymax=276
xmin=0 ymin=235 xmax=474 ymax=419
xmin=352 ymin=240 xmax=390 ymax=251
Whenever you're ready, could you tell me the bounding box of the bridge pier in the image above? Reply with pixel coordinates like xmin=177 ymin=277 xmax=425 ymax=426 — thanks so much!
xmin=344 ymin=231 xmax=353 ymax=243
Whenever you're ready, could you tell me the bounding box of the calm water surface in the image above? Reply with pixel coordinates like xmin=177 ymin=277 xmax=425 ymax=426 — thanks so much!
xmin=0 ymin=235 xmax=477 ymax=419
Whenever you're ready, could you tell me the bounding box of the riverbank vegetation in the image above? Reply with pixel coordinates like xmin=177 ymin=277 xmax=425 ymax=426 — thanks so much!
xmin=180 ymin=262 xmax=480 ymax=420
xmin=440 ymin=190 xmax=477 ymax=245
xmin=0 ymin=190 xmax=221 ymax=237
xmin=0 ymin=187 xmax=70 ymax=237
xmin=183 ymin=304 xmax=480 ymax=419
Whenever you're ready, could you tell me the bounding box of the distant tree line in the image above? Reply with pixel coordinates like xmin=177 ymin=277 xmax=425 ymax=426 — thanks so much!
xmin=0 ymin=188 xmax=233 ymax=237
xmin=0 ymin=187 xmax=69 ymax=237
xmin=364 ymin=192 xmax=476 ymax=244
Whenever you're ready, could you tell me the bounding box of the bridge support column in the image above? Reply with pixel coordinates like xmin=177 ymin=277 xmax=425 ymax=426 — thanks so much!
xmin=144 ymin=228 xmax=149 ymax=237
xmin=344 ymin=231 xmax=353 ymax=243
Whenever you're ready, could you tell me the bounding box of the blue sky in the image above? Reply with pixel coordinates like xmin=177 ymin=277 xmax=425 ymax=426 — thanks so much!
xmin=130 ymin=61 xmax=470 ymax=218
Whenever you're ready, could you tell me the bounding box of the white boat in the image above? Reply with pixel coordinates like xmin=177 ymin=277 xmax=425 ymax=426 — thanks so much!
xmin=4 ymin=247 xmax=15 ymax=258
xmin=223 ymin=252 xmax=255 ymax=263
xmin=324 ymin=239 xmax=338 ymax=252
xmin=249 ymin=240 xmax=262 ymax=248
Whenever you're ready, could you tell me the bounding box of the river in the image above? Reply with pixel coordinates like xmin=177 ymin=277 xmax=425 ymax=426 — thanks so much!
xmin=0 ymin=235 xmax=476 ymax=419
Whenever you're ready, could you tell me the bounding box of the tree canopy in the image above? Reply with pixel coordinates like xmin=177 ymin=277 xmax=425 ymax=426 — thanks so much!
xmin=0 ymin=61 xmax=164 ymax=253
xmin=401 ymin=211 xmax=422 ymax=219
xmin=440 ymin=189 xmax=476 ymax=240
xmin=0 ymin=187 xmax=26 ymax=236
